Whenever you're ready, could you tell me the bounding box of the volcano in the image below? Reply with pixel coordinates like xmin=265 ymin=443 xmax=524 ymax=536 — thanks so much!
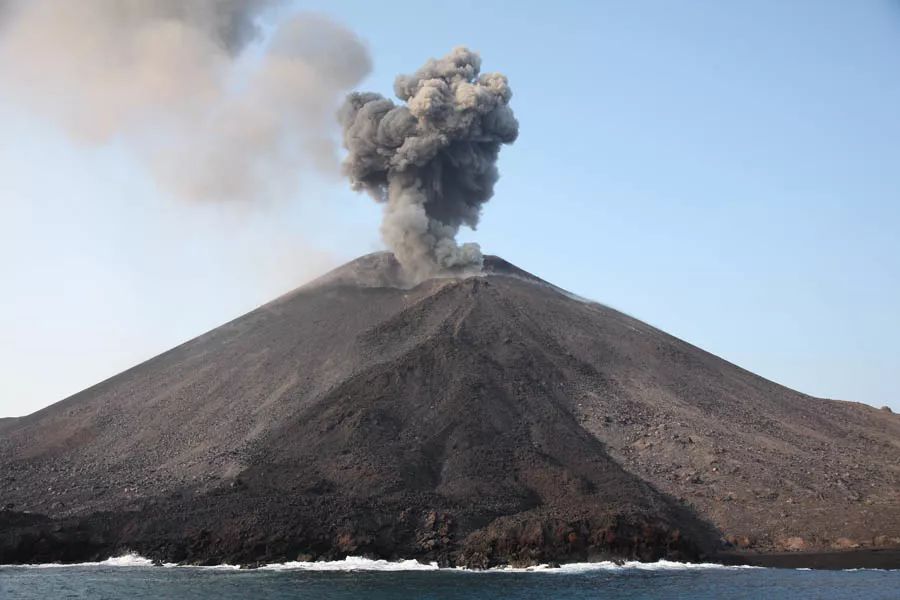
xmin=1 ymin=254 xmax=898 ymax=568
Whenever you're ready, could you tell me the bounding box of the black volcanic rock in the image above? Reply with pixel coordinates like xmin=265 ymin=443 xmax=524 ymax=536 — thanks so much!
xmin=1 ymin=253 xmax=898 ymax=567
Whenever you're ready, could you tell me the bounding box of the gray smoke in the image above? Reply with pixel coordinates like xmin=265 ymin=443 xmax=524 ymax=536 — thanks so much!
xmin=339 ymin=47 xmax=518 ymax=281
xmin=0 ymin=0 xmax=370 ymax=202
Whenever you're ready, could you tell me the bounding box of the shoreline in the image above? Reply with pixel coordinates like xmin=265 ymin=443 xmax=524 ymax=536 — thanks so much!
xmin=3 ymin=550 xmax=898 ymax=572
xmin=716 ymin=548 xmax=900 ymax=570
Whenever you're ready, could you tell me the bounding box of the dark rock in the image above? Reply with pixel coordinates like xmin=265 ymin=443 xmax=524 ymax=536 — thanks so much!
xmin=0 ymin=253 xmax=897 ymax=566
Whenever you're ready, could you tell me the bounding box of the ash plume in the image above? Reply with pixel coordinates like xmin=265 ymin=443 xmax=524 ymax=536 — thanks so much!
xmin=0 ymin=0 xmax=370 ymax=202
xmin=339 ymin=47 xmax=518 ymax=281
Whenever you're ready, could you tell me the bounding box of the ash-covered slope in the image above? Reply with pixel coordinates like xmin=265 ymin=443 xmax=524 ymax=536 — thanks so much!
xmin=1 ymin=253 xmax=898 ymax=567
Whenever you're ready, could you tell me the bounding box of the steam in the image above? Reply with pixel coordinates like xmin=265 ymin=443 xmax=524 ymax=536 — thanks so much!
xmin=0 ymin=0 xmax=371 ymax=202
xmin=339 ymin=47 xmax=518 ymax=280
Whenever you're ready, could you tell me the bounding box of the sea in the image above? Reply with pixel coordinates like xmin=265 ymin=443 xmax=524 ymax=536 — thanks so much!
xmin=1 ymin=554 xmax=898 ymax=599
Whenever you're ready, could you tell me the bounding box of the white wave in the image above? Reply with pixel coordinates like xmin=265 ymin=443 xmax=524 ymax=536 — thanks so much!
xmin=474 ymin=559 xmax=763 ymax=573
xmin=19 ymin=555 xmax=897 ymax=573
xmin=1 ymin=554 xmax=435 ymax=572
xmin=621 ymin=559 xmax=763 ymax=571
xmin=252 ymin=557 xmax=763 ymax=573
xmin=260 ymin=557 xmax=440 ymax=572
xmin=185 ymin=563 xmax=243 ymax=571
xmin=5 ymin=552 xmax=158 ymax=569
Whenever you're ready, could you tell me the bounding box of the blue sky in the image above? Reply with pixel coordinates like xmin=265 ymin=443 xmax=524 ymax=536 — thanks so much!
xmin=2 ymin=0 xmax=899 ymax=416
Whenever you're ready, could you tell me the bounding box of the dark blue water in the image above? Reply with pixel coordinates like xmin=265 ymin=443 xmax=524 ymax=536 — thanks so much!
xmin=2 ymin=563 xmax=898 ymax=600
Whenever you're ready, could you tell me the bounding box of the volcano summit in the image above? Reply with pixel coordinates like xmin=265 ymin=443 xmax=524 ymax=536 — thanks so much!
xmin=1 ymin=254 xmax=898 ymax=568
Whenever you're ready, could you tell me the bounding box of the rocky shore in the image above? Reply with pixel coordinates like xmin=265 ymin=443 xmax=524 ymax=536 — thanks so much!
xmin=2 ymin=254 xmax=898 ymax=568
xmin=3 ymin=506 xmax=896 ymax=570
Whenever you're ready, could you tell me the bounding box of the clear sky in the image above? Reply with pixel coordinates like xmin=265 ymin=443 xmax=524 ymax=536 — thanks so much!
xmin=2 ymin=0 xmax=899 ymax=417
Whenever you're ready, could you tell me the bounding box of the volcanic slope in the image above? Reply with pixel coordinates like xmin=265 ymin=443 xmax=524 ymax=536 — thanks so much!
xmin=1 ymin=253 xmax=898 ymax=567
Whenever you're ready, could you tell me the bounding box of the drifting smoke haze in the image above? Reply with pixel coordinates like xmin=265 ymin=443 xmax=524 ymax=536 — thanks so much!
xmin=340 ymin=47 xmax=519 ymax=281
xmin=0 ymin=2 xmax=519 ymax=284
xmin=0 ymin=0 xmax=371 ymax=202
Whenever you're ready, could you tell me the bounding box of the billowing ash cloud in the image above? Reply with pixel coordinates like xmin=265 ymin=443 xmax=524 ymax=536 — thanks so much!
xmin=339 ymin=47 xmax=518 ymax=280
xmin=0 ymin=0 xmax=370 ymax=202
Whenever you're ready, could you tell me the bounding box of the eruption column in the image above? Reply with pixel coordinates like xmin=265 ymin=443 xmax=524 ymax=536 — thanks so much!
xmin=339 ymin=47 xmax=519 ymax=281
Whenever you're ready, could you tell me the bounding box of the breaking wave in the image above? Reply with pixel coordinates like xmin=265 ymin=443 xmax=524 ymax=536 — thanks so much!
xmin=5 ymin=553 xmax=159 ymax=569
xmin=483 ymin=560 xmax=763 ymax=573
xmin=260 ymin=557 xmax=440 ymax=571
xmin=3 ymin=554 xmax=766 ymax=572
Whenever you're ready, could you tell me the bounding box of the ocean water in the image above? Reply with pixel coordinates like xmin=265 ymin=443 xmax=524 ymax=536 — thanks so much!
xmin=1 ymin=555 xmax=898 ymax=599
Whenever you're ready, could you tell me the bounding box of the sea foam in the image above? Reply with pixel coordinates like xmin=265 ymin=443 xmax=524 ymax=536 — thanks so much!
xmin=260 ymin=557 xmax=440 ymax=572
xmin=3 ymin=554 xmax=765 ymax=572
xmin=6 ymin=552 xmax=158 ymax=569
